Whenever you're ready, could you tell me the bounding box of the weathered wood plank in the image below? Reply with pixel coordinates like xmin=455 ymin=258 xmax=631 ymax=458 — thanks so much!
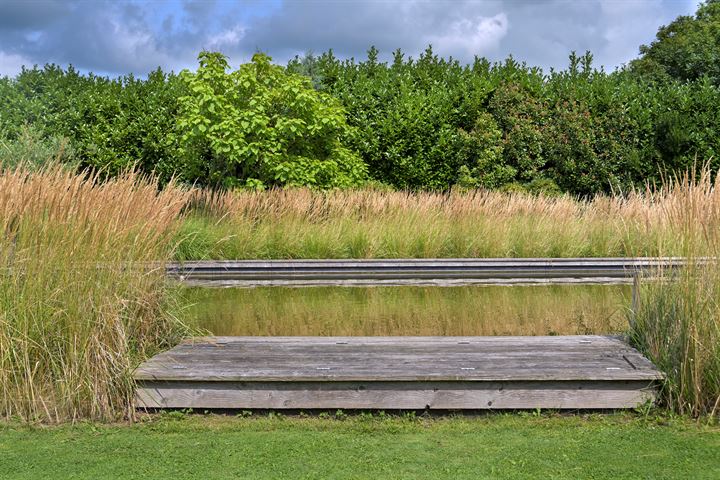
xmin=135 ymin=362 xmax=660 ymax=381
xmin=177 ymin=335 xmax=631 ymax=346
xmin=136 ymin=380 xmax=657 ymax=410
xmin=167 ymin=257 xmax=699 ymax=287
xmin=133 ymin=336 xmax=662 ymax=409
xmin=134 ymin=335 xmax=662 ymax=383
xmin=138 ymin=352 xmax=653 ymax=365
xmin=183 ymin=278 xmax=635 ymax=287
xmin=136 ymin=372 xmax=661 ymax=382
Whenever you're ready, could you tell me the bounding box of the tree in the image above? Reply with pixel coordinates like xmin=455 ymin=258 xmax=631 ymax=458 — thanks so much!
xmin=177 ymin=52 xmax=367 ymax=189
xmin=630 ymin=1 xmax=720 ymax=84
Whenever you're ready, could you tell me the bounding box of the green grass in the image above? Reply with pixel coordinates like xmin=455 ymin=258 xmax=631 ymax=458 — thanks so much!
xmin=173 ymin=210 xmax=635 ymax=260
xmin=627 ymin=172 xmax=720 ymax=417
xmin=1 ymin=414 xmax=718 ymax=479
xmin=631 ymin=264 xmax=720 ymax=417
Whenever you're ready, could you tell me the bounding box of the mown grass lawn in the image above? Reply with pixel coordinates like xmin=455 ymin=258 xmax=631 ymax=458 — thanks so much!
xmin=1 ymin=413 xmax=718 ymax=479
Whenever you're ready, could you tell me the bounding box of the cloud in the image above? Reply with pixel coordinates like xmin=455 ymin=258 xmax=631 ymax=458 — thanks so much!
xmin=429 ymin=13 xmax=509 ymax=59
xmin=0 ymin=0 xmax=230 ymax=75
xmin=485 ymin=0 xmax=696 ymax=71
xmin=0 ymin=51 xmax=31 ymax=77
xmin=222 ymin=0 xmax=695 ymax=70
xmin=207 ymin=26 xmax=246 ymax=50
xmin=0 ymin=0 xmax=698 ymax=77
xmin=236 ymin=1 xmax=512 ymax=63
xmin=0 ymin=0 xmax=71 ymax=30
xmin=596 ymin=0 xmax=679 ymax=68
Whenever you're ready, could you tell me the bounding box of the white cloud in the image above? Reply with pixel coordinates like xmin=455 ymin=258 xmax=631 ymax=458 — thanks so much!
xmin=596 ymin=0 xmax=669 ymax=68
xmin=429 ymin=13 xmax=509 ymax=58
xmin=0 ymin=51 xmax=31 ymax=76
xmin=208 ymin=26 xmax=245 ymax=50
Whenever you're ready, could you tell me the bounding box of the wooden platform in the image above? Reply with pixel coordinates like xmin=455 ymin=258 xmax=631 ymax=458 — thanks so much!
xmin=167 ymin=257 xmax=692 ymax=287
xmin=134 ymin=336 xmax=662 ymax=410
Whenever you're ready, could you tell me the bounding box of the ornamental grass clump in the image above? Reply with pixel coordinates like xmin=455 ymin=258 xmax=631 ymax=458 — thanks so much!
xmin=0 ymin=165 xmax=189 ymax=422
xmin=629 ymin=169 xmax=720 ymax=418
xmin=176 ymin=185 xmax=703 ymax=260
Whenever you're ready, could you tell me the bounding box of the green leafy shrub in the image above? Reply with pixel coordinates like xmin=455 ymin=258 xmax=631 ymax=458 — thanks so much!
xmin=68 ymin=69 xmax=185 ymax=180
xmin=489 ymin=80 xmax=547 ymax=183
xmin=2 ymin=0 xmax=720 ymax=194
xmin=0 ymin=124 xmax=76 ymax=170
xmin=630 ymin=0 xmax=720 ymax=85
xmin=176 ymin=51 xmax=366 ymax=189
xmin=0 ymin=65 xmax=184 ymax=181
xmin=455 ymin=113 xmax=512 ymax=189
xmin=312 ymin=47 xmax=515 ymax=190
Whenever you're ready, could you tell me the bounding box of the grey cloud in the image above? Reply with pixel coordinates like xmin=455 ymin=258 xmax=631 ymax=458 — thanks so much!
xmin=0 ymin=0 xmax=697 ymax=77
xmin=232 ymin=0 xmax=691 ymax=70
xmin=0 ymin=0 xmax=203 ymax=74
xmin=0 ymin=0 xmax=71 ymax=30
xmin=494 ymin=0 xmax=684 ymax=71
xmin=236 ymin=1 xmax=509 ymax=62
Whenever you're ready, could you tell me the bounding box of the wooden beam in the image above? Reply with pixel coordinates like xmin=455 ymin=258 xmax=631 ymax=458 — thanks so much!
xmin=136 ymin=380 xmax=657 ymax=410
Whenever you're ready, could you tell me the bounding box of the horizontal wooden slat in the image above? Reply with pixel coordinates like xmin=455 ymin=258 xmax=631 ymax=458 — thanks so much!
xmin=134 ymin=336 xmax=663 ymax=382
xmin=182 ymin=335 xmax=628 ymax=345
xmin=167 ymin=257 xmax=700 ymax=286
xmin=134 ymin=336 xmax=662 ymax=409
xmin=136 ymin=380 xmax=657 ymax=410
xmin=180 ymin=278 xmax=635 ymax=287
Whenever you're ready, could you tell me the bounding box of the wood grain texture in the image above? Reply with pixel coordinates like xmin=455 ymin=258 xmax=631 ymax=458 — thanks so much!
xmin=134 ymin=336 xmax=662 ymax=410
xmin=136 ymin=380 xmax=657 ymax=410
xmin=166 ymin=257 xmax=697 ymax=286
xmin=134 ymin=336 xmax=663 ymax=382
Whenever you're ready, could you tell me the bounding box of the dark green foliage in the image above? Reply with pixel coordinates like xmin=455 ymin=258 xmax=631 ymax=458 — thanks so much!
xmin=293 ymin=46 xmax=719 ymax=194
xmin=630 ymin=0 xmax=720 ymax=85
xmin=0 ymin=64 xmax=184 ymax=182
xmin=488 ymin=80 xmax=546 ymax=183
xmin=2 ymin=0 xmax=720 ymax=193
xmin=454 ymin=112 xmax=509 ymax=189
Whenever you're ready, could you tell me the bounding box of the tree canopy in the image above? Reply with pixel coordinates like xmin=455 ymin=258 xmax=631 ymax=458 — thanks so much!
xmin=177 ymin=52 xmax=367 ymax=189
xmin=630 ymin=0 xmax=720 ymax=84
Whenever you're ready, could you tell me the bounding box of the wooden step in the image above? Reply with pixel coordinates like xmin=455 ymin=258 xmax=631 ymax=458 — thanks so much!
xmin=166 ymin=257 xmax=696 ymax=286
xmin=134 ymin=336 xmax=663 ymax=410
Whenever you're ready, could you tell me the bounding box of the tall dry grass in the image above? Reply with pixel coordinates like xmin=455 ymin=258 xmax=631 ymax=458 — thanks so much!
xmin=0 ymin=166 xmax=189 ymax=422
xmin=628 ymin=170 xmax=720 ymax=418
xmin=177 ymin=186 xmax=709 ymax=260
xmin=181 ymin=179 xmax=720 ymax=417
xmin=2 ymin=162 xmax=718 ymax=421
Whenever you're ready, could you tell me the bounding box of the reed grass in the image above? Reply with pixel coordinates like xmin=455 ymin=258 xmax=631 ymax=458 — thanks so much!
xmin=176 ymin=187 xmax=707 ymax=260
xmin=180 ymin=176 xmax=720 ymax=417
xmin=2 ymin=160 xmax=719 ymax=422
xmin=628 ymin=170 xmax=720 ymax=418
xmin=0 ymin=165 xmax=189 ymax=422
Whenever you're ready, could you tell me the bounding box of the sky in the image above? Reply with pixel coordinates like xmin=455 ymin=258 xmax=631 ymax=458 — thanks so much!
xmin=0 ymin=0 xmax=700 ymax=78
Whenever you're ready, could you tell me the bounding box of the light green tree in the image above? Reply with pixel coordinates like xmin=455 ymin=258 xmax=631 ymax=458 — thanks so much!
xmin=177 ymin=52 xmax=367 ymax=189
